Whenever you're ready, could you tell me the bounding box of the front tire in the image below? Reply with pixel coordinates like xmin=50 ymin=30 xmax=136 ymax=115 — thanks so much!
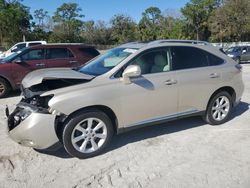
xmin=0 ymin=78 xmax=10 ymax=98
xmin=62 ymin=110 xmax=114 ymax=159
xmin=204 ymin=91 xmax=233 ymax=125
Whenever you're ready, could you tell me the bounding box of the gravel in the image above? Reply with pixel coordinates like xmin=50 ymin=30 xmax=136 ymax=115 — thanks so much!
xmin=0 ymin=65 xmax=250 ymax=188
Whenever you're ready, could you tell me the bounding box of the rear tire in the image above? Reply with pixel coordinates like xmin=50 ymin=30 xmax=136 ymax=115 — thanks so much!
xmin=62 ymin=110 xmax=114 ymax=159
xmin=0 ymin=78 xmax=10 ymax=98
xmin=204 ymin=91 xmax=233 ymax=125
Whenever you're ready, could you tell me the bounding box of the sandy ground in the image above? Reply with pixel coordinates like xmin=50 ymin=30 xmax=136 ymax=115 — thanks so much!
xmin=0 ymin=65 xmax=250 ymax=188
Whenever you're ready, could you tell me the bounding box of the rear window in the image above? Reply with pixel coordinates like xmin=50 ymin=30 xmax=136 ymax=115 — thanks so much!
xmin=47 ymin=48 xmax=74 ymax=59
xmin=79 ymin=48 xmax=100 ymax=57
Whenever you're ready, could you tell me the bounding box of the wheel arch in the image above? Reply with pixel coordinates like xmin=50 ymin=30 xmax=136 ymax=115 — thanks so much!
xmin=206 ymin=86 xmax=236 ymax=110
xmin=56 ymin=105 xmax=119 ymax=140
xmin=0 ymin=75 xmax=14 ymax=90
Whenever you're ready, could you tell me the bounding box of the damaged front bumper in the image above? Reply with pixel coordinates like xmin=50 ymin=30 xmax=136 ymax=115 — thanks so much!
xmin=6 ymin=102 xmax=60 ymax=149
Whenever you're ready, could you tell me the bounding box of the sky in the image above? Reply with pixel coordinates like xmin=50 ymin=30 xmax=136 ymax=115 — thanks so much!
xmin=22 ymin=0 xmax=189 ymax=23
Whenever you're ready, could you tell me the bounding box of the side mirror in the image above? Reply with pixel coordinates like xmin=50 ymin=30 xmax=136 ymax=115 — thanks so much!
xmin=242 ymin=50 xmax=247 ymax=54
xmin=122 ymin=65 xmax=141 ymax=84
xmin=14 ymin=58 xmax=23 ymax=64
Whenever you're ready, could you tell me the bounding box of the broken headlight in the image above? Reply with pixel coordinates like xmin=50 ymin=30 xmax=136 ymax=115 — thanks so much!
xmin=8 ymin=107 xmax=32 ymax=130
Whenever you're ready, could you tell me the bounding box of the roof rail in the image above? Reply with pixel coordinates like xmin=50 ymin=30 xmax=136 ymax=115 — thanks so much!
xmin=148 ymin=39 xmax=210 ymax=46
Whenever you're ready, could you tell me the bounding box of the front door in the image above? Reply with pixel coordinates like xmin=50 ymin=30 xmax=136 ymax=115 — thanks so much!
xmin=11 ymin=48 xmax=46 ymax=86
xmin=119 ymin=48 xmax=178 ymax=128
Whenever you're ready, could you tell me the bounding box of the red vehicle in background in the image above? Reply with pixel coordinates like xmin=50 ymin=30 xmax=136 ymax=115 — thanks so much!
xmin=0 ymin=44 xmax=100 ymax=97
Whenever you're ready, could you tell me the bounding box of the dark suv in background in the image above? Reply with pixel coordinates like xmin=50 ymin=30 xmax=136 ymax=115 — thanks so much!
xmin=226 ymin=46 xmax=250 ymax=63
xmin=0 ymin=44 xmax=100 ymax=97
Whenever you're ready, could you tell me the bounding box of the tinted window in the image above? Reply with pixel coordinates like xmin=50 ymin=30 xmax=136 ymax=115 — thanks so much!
xmin=21 ymin=49 xmax=44 ymax=60
xmin=207 ymin=53 xmax=224 ymax=66
xmin=79 ymin=48 xmax=100 ymax=57
xmin=171 ymin=46 xmax=208 ymax=70
xmin=47 ymin=48 xmax=73 ymax=59
xmin=29 ymin=43 xmax=42 ymax=47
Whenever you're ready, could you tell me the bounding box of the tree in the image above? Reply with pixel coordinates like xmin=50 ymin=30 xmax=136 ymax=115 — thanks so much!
xmin=50 ymin=3 xmax=84 ymax=42
xmin=81 ymin=20 xmax=114 ymax=45
xmin=34 ymin=8 xmax=49 ymax=30
xmin=181 ymin=0 xmax=218 ymax=41
xmin=110 ymin=14 xmax=138 ymax=44
xmin=0 ymin=0 xmax=31 ymax=46
xmin=209 ymin=0 xmax=250 ymax=42
xmin=138 ymin=7 xmax=163 ymax=41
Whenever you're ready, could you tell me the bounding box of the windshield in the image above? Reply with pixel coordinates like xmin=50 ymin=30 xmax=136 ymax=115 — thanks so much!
xmin=226 ymin=47 xmax=240 ymax=53
xmin=78 ymin=48 xmax=137 ymax=76
xmin=1 ymin=52 xmax=18 ymax=62
xmin=1 ymin=48 xmax=26 ymax=63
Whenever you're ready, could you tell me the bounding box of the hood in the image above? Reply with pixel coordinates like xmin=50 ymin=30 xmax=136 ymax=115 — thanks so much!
xmin=22 ymin=68 xmax=94 ymax=88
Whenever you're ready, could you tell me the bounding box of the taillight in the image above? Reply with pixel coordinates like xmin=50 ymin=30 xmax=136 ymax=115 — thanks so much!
xmin=235 ymin=64 xmax=242 ymax=71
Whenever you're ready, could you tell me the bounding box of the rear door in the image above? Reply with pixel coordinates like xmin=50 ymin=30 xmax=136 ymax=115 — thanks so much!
xmin=46 ymin=47 xmax=78 ymax=68
xmin=11 ymin=48 xmax=46 ymax=85
xmin=171 ymin=46 xmax=224 ymax=113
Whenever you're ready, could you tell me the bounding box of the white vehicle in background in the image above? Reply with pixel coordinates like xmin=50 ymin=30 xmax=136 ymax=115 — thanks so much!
xmin=0 ymin=41 xmax=47 ymax=59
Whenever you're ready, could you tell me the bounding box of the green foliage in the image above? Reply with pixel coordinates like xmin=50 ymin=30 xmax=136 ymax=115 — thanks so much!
xmin=50 ymin=3 xmax=84 ymax=43
xmin=81 ymin=20 xmax=114 ymax=45
xmin=181 ymin=0 xmax=218 ymax=40
xmin=110 ymin=14 xmax=138 ymax=44
xmin=138 ymin=7 xmax=163 ymax=41
xmin=0 ymin=0 xmax=31 ymax=47
xmin=209 ymin=0 xmax=250 ymax=42
xmin=1 ymin=0 xmax=250 ymax=47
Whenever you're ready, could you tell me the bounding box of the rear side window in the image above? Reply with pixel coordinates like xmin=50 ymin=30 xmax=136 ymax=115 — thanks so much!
xmin=79 ymin=48 xmax=100 ymax=57
xmin=47 ymin=48 xmax=74 ymax=59
xmin=171 ymin=46 xmax=208 ymax=70
xmin=21 ymin=49 xmax=45 ymax=60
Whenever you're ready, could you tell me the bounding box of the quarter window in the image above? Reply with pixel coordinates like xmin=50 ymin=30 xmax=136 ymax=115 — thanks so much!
xmin=21 ymin=49 xmax=44 ymax=60
xmin=207 ymin=53 xmax=224 ymax=66
xmin=79 ymin=48 xmax=100 ymax=57
xmin=171 ymin=46 xmax=209 ymax=70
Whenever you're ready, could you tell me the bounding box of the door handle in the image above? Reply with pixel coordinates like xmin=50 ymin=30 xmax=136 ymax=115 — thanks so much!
xmin=210 ymin=73 xmax=220 ymax=78
xmin=36 ymin=63 xmax=45 ymax=67
xmin=69 ymin=60 xmax=78 ymax=64
xmin=165 ymin=79 xmax=177 ymax=85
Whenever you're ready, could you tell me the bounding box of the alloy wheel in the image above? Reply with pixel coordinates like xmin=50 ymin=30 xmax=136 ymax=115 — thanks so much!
xmin=211 ymin=96 xmax=230 ymax=121
xmin=71 ymin=118 xmax=107 ymax=153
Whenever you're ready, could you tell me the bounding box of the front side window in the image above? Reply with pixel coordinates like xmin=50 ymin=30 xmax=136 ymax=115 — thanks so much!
xmin=78 ymin=48 xmax=135 ymax=76
xmin=131 ymin=49 xmax=170 ymax=74
xmin=47 ymin=48 xmax=73 ymax=59
xmin=171 ymin=46 xmax=208 ymax=70
xmin=21 ymin=49 xmax=44 ymax=60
